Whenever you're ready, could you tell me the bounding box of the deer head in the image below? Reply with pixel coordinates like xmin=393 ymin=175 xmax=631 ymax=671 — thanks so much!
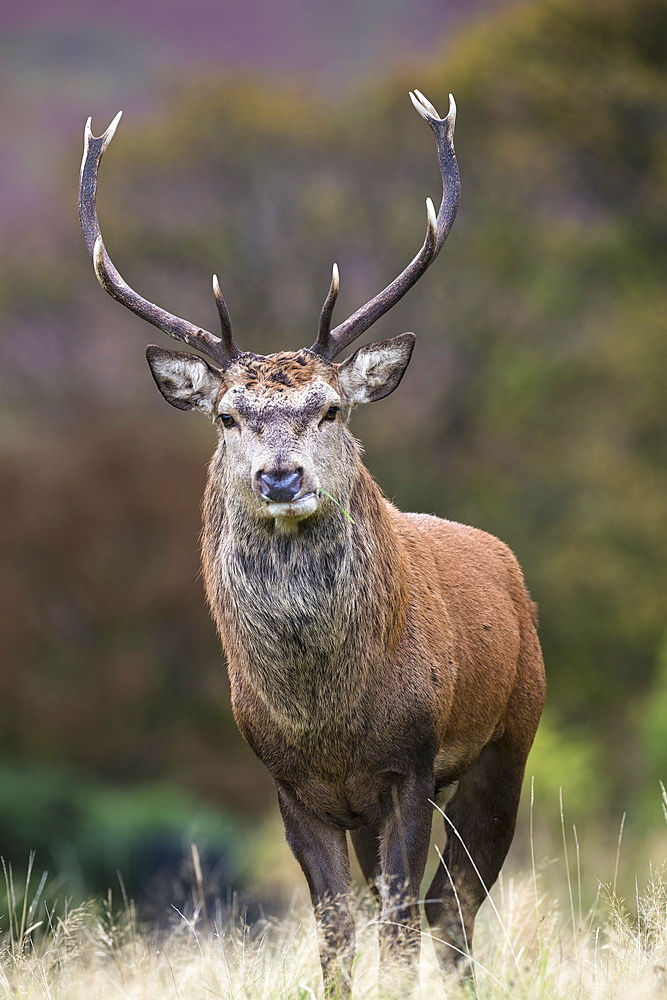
xmin=144 ymin=336 xmax=415 ymax=525
xmin=79 ymin=92 xmax=460 ymax=526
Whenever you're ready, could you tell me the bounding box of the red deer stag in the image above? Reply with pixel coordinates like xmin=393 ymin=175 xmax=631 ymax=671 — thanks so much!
xmin=79 ymin=92 xmax=545 ymax=995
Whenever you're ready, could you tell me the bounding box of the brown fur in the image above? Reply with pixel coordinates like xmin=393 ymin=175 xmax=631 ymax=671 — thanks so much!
xmin=147 ymin=341 xmax=545 ymax=995
xmin=228 ymin=350 xmax=337 ymax=393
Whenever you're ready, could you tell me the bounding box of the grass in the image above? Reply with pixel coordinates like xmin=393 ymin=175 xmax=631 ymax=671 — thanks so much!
xmin=3 ymin=810 xmax=667 ymax=998
xmin=3 ymin=874 xmax=667 ymax=998
xmin=3 ymin=861 xmax=667 ymax=997
xmin=317 ymin=489 xmax=356 ymax=523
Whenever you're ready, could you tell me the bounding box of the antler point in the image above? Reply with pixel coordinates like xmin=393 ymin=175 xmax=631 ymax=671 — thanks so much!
xmin=92 ymin=236 xmax=106 ymax=282
xmin=426 ymin=197 xmax=437 ymax=233
xmin=104 ymin=111 xmax=122 ymax=145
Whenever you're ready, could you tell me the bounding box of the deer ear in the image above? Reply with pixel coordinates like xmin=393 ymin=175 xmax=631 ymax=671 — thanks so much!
xmin=146 ymin=345 xmax=222 ymax=413
xmin=337 ymin=333 xmax=415 ymax=405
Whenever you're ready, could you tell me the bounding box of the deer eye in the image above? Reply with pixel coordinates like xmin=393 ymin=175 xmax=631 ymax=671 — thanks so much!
xmin=219 ymin=413 xmax=236 ymax=428
xmin=322 ymin=406 xmax=339 ymax=423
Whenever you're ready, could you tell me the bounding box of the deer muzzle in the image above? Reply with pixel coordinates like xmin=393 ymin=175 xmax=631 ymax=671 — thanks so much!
xmin=256 ymin=467 xmax=304 ymax=503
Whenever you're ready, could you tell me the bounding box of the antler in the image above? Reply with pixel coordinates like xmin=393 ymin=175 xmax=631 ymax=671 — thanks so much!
xmin=79 ymin=114 xmax=241 ymax=367
xmin=310 ymin=90 xmax=460 ymax=362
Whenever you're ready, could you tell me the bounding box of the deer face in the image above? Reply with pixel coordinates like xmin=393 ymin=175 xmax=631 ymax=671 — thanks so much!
xmin=147 ymin=334 xmax=414 ymax=524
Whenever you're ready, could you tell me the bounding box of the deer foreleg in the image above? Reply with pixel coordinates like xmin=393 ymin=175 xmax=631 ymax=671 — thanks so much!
xmin=351 ymin=824 xmax=382 ymax=905
xmin=377 ymin=774 xmax=433 ymax=988
xmin=276 ymin=783 xmax=355 ymax=997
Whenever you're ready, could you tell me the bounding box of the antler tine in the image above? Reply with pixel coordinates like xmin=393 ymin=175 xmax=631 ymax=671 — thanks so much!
xmin=309 ymin=91 xmax=460 ymax=362
xmin=212 ymin=274 xmax=239 ymax=358
xmin=313 ymin=263 xmax=340 ymax=355
xmin=79 ymin=115 xmax=241 ymax=367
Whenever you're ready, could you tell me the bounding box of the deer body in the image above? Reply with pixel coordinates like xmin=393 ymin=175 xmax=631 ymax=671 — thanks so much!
xmin=182 ymin=344 xmax=544 ymax=990
xmin=79 ymin=92 xmax=545 ymax=994
xmin=203 ymin=448 xmax=537 ymax=826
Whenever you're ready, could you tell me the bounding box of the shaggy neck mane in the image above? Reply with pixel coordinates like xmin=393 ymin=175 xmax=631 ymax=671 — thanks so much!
xmin=201 ymin=459 xmax=408 ymax=727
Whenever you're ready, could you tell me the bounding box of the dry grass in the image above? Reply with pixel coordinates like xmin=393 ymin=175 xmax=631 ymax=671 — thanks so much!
xmin=3 ymin=797 xmax=667 ymax=999
xmin=3 ymin=853 xmax=667 ymax=1000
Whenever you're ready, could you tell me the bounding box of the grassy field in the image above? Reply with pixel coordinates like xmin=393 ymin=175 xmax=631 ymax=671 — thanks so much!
xmin=2 ymin=872 xmax=667 ymax=999
xmin=3 ymin=802 xmax=667 ymax=1000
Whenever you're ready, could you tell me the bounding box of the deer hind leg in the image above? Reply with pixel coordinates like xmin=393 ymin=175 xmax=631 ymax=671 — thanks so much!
xmin=424 ymin=735 xmax=528 ymax=979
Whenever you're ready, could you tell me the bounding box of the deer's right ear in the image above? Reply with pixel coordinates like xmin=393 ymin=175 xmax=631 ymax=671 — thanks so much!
xmin=146 ymin=345 xmax=222 ymax=413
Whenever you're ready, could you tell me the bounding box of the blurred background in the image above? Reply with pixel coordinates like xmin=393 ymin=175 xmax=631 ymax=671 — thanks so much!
xmin=1 ymin=0 xmax=666 ymax=915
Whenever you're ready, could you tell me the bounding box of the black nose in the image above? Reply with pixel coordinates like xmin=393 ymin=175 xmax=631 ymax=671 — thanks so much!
xmin=257 ymin=467 xmax=303 ymax=502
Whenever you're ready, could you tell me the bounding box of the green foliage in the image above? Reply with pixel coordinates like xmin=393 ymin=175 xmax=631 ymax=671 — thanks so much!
xmin=525 ymin=710 xmax=605 ymax=822
xmin=637 ymin=632 xmax=667 ymax=821
xmin=642 ymin=635 xmax=667 ymax=771
xmin=0 ymin=763 xmax=240 ymax=909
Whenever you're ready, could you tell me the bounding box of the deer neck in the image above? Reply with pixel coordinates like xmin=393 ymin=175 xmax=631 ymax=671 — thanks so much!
xmin=201 ymin=461 xmax=408 ymax=728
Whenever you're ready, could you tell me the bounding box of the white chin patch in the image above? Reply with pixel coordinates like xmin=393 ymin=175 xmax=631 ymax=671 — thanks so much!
xmin=262 ymin=493 xmax=319 ymax=522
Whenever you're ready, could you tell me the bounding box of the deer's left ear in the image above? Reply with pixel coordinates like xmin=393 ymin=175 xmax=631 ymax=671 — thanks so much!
xmin=337 ymin=333 xmax=415 ymax=405
xmin=146 ymin=345 xmax=223 ymax=413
